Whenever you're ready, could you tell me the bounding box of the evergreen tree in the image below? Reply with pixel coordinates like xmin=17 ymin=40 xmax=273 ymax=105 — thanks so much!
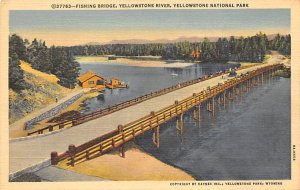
xmin=9 ymin=34 xmax=27 ymax=91
xmin=9 ymin=34 xmax=28 ymax=61
xmin=9 ymin=53 xmax=26 ymax=91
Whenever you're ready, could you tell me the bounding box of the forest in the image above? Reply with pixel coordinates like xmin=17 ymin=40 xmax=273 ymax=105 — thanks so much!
xmin=69 ymin=33 xmax=291 ymax=62
xmin=9 ymin=34 xmax=80 ymax=91
xmin=9 ymin=33 xmax=290 ymax=92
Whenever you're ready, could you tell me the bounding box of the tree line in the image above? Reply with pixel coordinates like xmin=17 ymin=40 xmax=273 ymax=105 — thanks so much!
xmin=9 ymin=34 xmax=80 ymax=91
xmin=69 ymin=33 xmax=291 ymax=62
xmin=9 ymin=33 xmax=290 ymax=92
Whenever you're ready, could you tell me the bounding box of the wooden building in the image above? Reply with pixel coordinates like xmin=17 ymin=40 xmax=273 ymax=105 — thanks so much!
xmin=78 ymin=71 xmax=106 ymax=91
xmin=106 ymin=77 xmax=128 ymax=89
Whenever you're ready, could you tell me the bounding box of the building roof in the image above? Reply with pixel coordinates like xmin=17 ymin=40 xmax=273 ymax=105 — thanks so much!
xmin=78 ymin=71 xmax=105 ymax=83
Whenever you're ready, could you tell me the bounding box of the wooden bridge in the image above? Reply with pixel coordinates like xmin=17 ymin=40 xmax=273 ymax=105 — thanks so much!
xmin=9 ymin=53 xmax=286 ymax=178
xmin=51 ymin=63 xmax=283 ymax=167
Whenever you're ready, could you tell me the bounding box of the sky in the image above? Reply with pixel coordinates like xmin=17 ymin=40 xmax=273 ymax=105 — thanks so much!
xmin=9 ymin=9 xmax=290 ymax=46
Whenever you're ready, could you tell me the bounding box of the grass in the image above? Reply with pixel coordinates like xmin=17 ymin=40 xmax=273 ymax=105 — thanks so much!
xmin=9 ymin=61 xmax=82 ymax=138
xmin=9 ymin=61 xmax=78 ymax=124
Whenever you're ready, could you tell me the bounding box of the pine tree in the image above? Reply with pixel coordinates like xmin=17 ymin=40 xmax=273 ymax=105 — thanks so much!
xmin=9 ymin=53 xmax=26 ymax=91
xmin=9 ymin=34 xmax=28 ymax=61
xmin=9 ymin=34 xmax=27 ymax=91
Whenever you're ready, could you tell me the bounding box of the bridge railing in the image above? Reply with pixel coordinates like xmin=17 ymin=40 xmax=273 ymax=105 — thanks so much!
xmin=28 ymin=68 xmax=232 ymax=136
xmin=51 ymin=64 xmax=283 ymax=167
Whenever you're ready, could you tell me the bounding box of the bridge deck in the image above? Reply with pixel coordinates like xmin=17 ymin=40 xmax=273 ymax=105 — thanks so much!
xmin=9 ymin=54 xmax=285 ymax=175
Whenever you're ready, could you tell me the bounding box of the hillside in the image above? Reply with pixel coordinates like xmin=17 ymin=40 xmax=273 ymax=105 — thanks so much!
xmin=9 ymin=61 xmax=78 ymax=124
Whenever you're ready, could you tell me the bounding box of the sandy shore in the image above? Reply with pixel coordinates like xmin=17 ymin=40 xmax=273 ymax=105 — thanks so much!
xmin=57 ymin=142 xmax=195 ymax=181
xmin=76 ymin=56 xmax=194 ymax=68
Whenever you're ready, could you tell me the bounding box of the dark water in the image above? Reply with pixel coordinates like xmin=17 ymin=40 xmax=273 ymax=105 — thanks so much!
xmin=79 ymin=62 xmax=238 ymax=113
xmin=136 ymin=77 xmax=291 ymax=180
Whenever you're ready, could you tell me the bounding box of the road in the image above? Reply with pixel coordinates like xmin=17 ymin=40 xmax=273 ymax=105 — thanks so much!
xmin=9 ymin=52 xmax=288 ymax=177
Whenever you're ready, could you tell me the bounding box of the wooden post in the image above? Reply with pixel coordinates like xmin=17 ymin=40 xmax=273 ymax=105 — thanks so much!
xmin=118 ymin=125 xmax=123 ymax=133
xmin=150 ymin=111 xmax=155 ymax=129
xmin=223 ymin=90 xmax=226 ymax=108
xmin=152 ymin=126 xmax=160 ymax=148
xmin=206 ymin=99 xmax=209 ymax=111
xmin=232 ymin=87 xmax=235 ymax=101
xmin=119 ymin=145 xmax=125 ymax=158
xmin=51 ymin=151 xmax=58 ymax=165
xmin=68 ymin=144 xmax=76 ymax=167
xmin=198 ymin=104 xmax=201 ymax=128
xmin=249 ymin=79 xmax=251 ymax=91
xmin=179 ymin=113 xmax=184 ymax=135
xmin=239 ymin=83 xmax=242 ymax=98
xmin=212 ymin=96 xmax=215 ymax=116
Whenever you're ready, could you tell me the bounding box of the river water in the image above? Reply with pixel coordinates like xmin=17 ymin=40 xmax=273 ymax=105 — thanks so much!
xmin=79 ymin=62 xmax=290 ymax=180
xmin=79 ymin=62 xmax=238 ymax=113
xmin=136 ymin=77 xmax=291 ymax=180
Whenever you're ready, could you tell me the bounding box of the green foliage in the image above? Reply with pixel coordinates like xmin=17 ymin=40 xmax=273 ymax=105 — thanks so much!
xmin=9 ymin=34 xmax=81 ymax=89
xmin=51 ymin=47 xmax=80 ymax=88
xmin=269 ymin=34 xmax=291 ymax=55
xmin=9 ymin=34 xmax=28 ymax=61
xmin=69 ymin=32 xmax=290 ymax=63
xmin=9 ymin=53 xmax=26 ymax=91
xmin=9 ymin=34 xmax=27 ymax=91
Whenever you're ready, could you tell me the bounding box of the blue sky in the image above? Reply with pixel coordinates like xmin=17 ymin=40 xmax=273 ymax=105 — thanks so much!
xmin=10 ymin=9 xmax=290 ymax=46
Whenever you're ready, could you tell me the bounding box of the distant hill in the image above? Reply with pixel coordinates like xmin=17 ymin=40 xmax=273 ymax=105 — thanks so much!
xmin=80 ymin=33 xmax=286 ymax=46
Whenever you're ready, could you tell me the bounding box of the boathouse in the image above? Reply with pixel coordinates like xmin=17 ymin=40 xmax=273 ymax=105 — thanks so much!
xmin=78 ymin=71 xmax=106 ymax=89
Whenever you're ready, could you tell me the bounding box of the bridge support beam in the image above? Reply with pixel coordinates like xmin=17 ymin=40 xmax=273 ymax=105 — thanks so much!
xmin=212 ymin=96 xmax=215 ymax=116
xmin=223 ymin=90 xmax=226 ymax=108
xmin=119 ymin=145 xmax=125 ymax=158
xmin=198 ymin=104 xmax=201 ymax=128
xmin=232 ymin=87 xmax=236 ymax=101
xmin=206 ymin=99 xmax=210 ymax=112
xmin=176 ymin=113 xmax=184 ymax=135
xmin=152 ymin=126 xmax=160 ymax=148
xmin=239 ymin=84 xmax=243 ymax=98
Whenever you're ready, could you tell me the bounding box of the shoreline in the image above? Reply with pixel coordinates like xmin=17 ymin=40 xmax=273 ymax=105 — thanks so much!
xmin=76 ymin=56 xmax=194 ymax=68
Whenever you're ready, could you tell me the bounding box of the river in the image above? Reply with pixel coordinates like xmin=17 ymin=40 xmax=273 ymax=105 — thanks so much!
xmin=79 ymin=62 xmax=238 ymax=113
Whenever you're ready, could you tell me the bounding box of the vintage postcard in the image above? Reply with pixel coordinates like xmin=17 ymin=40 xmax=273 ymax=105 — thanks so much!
xmin=0 ymin=0 xmax=299 ymax=189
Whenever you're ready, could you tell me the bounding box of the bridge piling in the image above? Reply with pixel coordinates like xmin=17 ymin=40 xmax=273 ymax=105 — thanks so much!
xmin=119 ymin=145 xmax=125 ymax=158
xmin=176 ymin=113 xmax=184 ymax=135
xmin=198 ymin=104 xmax=201 ymax=128
xmin=152 ymin=126 xmax=160 ymax=148
xmin=223 ymin=90 xmax=226 ymax=109
xmin=212 ymin=96 xmax=215 ymax=116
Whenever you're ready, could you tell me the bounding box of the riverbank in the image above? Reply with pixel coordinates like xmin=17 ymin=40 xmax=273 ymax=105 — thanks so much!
xmin=57 ymin=142 xmax=195 ymax=181
xmin=76 ymin=56 xmax=194 ymax=68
